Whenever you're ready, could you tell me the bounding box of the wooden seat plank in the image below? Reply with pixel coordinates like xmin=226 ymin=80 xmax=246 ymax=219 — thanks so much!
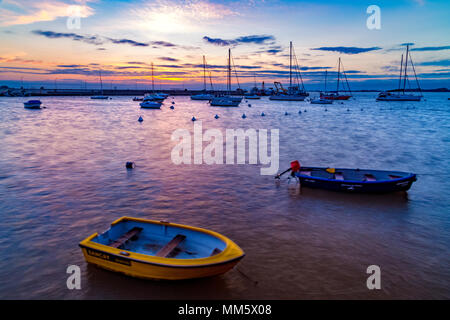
xmin=110 ymin=227 xmax=143 ymax=248
xmin=156 ymin=234 xmax=186 ymax=258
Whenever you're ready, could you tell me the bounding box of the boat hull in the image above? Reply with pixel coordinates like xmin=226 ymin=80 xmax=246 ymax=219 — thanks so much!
xmin=79 ymin=217 xmax=245 ymax=280
xmin=80 ymin=246 xmax=242 ymax=280
xmin=90 ymin=96 xmax=109 ymax=100
xmin=210 ymin=97 xmax=240 ymax=107
xmin=294 ymin=167 xmax=417 ymax=193
xmin=322 ymin=95 xmax=351 ymax=100
xmin=191 ymin=94 xmax=214 ymax=100
xmin=244 ymin=96 xmax=261 ymax=99
xmin=376 ymin=96 xmax=422 ymax=101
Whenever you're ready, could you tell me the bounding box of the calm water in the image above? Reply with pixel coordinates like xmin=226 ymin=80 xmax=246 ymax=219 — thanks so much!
xmin=0 ymin=93 xmax=449 ymax=299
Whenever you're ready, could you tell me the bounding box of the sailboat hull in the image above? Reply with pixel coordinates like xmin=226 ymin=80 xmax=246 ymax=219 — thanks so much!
xmin=321 ymin=95 xmax=351 ymax=100
xmin=376 ymin=95 xmax=422 ymax=101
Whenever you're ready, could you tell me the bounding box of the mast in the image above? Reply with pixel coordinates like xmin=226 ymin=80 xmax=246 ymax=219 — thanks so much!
xmin=99 ymin=70 xmax=103 ymax=94
xmin=403 ymin=45 xmax=409 ymax=93
xmin=408 ymin=51 xmax=423 ymax=97
xmin=203 ymin=55 xmax=206 ymax=91
xmin=336 ymin=57 xmax=341 ymax=93
xmin=290 ymin=42 xmax=293 ymax=88
xmin=325 ymin=70 xmax=327 ymax=93
xmin=398 ymin=54 xmax=404 ymax=91
xmin=227 ymin=48 xmax=231 ymax=95
xmin=151 ymin=62 xmax=155 ymax=92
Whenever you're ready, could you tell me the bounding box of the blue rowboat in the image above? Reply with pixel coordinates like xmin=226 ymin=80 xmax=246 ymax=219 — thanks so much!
xmin=24 ymin=100 xmax=42 ymax=109
xmin=276 ymin=161 xmax=417 ymax=193
xmin=79 ymin=217 xmax=245 ymax=280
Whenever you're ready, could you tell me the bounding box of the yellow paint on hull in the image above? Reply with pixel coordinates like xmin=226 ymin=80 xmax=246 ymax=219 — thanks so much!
xmin=79 ymin=217 xmax=245 ymax=280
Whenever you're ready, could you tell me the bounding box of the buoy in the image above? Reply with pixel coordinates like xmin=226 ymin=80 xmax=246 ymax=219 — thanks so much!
xmin=214 ymin=114 xmax=219 ymax=119
xmin=304 ymin=109 xmax=307 ymax=112
xmin=347 ymin=108 xmax=349 ymax=111
xmin=261 ymin=112 xmax=265 ymax=116
xmin=361 ymin=108 xmax=363 ymax=111
xmin=138 ymin=116 xmax=143 ymax=122
xmin=248 ymin=104 xmax=251 ymax=107
xmin=242 ymin=114 xmax=247 ymax=119
xmin=192 ymin=117 xmax=196 ymax=121
xmin=325 ymin=108 xmax=328 ymax=112
xmin=298 ymin=110 xmax=302 ymax=114
xmin=170 ymin=105 xmax=174 ymax=109
xmin=125 ymin=162 xmax=135 ymax=169
xmin=285 ymin=112 xmax=289 ymax=115
xmin=172 ymin=101 xmax=175 ymax=104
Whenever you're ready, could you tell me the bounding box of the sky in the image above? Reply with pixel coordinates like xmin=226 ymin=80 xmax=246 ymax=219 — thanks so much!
xmin=0 ymin=0 xmax=449 ymax=90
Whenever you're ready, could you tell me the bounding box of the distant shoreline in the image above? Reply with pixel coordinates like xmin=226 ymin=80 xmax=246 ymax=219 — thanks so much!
xmin=0 ymin=87 xmax=448 ymax=97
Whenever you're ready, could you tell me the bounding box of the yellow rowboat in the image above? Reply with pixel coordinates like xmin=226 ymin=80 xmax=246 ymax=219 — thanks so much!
xmin=79 ymin=217 xmax=245 ymax=280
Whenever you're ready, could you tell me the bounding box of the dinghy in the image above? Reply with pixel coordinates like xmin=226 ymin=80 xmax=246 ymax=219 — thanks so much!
xmin=140 ymin=101 xmax=162 ymax=109
xmin=24 ymin=100 xmax=42 ymax=109
xmin=79 ymin=216 xmax=245 ymax=280
xmin=276 ymin=161 xmax=417 ymax=193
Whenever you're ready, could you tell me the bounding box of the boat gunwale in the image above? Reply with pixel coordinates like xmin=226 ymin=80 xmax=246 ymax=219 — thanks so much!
xmin=79 ymin=217 xmax=245 ymax=267
xmin=295 ymin=168 xmax=416 ymax=184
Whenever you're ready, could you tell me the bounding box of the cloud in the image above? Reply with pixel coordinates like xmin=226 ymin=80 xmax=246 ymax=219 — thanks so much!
xmin=0 ymin=1 xmax=94 ymax=26
xmin=151 ymin=41 xmax=176 ymax=47
xmin=0 ymin=55 xmax=43 ymax=65
xmin=416 ymin=59 xmax=450 ymax=67
xmin=411 ymin=46 xmax=450 ymax=51
xmin=203 ymin=34 xmax=275 ymax=47
xmin=158 ymin=57 xmax=179 ymax=62
xmin=32 ymin=30 xmax=178 ymax=48
xmin=107 ymin=38 xmax=149 ymax=47
xmin=311 ymin=46 xmax=382 ymax=54
xmin=32 ymin=30 xmax=103 ymax=45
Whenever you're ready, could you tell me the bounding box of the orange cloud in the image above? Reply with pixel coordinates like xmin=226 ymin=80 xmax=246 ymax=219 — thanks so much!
xmin=0 ymin=0 xmax=94 ymax=26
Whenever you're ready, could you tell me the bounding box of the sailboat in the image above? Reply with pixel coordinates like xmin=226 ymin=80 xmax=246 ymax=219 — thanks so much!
xmin=141 ymin=63 xmax=165 ymax=107
xmin=311 ymin=71 xmax=333 ymax=104
xmin=210 ymin=49 xmax=241 ymax=107
xmin=270 ymin=41 xmax=308 ymax=101
xmin=90 ymin=70 xmax=109 ymax=99
xmin=245 ymin=73 xmax=261 ymax=99
xmin=320 ymin=58 xmax=352 ymax=100
xmin=377 ymin=44 xmax=423 ymax=101
xmin=140 ymin=63 xmax=163 ymax=108
xmin=191 ymin=56 xmax=215 ymax=100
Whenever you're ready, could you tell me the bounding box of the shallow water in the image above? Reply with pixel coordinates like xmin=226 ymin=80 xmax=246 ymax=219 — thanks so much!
xmin=0 ymin=93 xmax=449 ymax=299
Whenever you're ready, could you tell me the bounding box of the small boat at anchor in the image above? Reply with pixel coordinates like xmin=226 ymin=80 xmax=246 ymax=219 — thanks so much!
xmin=90 ymin=70 xmax=109 ymax=100
xmin=276 ymin=161 xmax=417 ymax=193
xmin=210 ymin=49 xmax=242 ymax=107
xmin=140 ymin=100 xmax=162 ymax=109
xmin=376 ymin=44 xmax=423 ymax=102
xmin=191 ymin=56 xmax=215 ymax=101
xmin=24 ymin=100 xmax=42 ymax=109
xmin=79 ymin=216 xmax=245 ymax=280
